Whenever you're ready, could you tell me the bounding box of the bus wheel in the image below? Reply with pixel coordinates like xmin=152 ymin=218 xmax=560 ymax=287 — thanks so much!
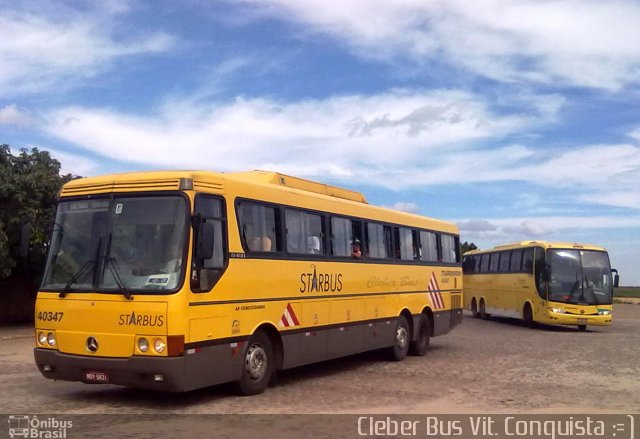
xmin=578 ymin=325 xmax=587 ymax=331
xmin=237 ymin=331 xmax=274 ymax=396
xmin=471 ymin=299 xmax=479 ymax=318
xmin=388 ymin=315 xmax=410 ymax=361
xmin=479 ymin=300 xmax=490 ymax=320
xmin=523 ymin=304 xmax=536 ymax=328
xmin=409 ymin=314 xmax=431 ymax=356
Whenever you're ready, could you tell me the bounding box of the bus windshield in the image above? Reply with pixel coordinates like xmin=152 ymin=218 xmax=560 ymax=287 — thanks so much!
xmin=42 ymin=196 xmax=188 ymax=294
xmin=547 ymin=249 xmax=613 ymax=305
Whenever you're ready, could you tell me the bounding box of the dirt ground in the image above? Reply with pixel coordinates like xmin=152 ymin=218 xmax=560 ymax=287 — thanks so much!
xmin=0 ymin=305 xmax=638 ymax=437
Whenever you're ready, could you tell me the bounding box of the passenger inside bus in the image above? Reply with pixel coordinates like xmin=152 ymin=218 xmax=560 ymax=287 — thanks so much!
xmin=352 ymin=239 xmax=362 ymax=258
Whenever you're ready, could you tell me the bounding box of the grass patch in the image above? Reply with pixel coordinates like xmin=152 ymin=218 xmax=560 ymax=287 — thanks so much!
xmin=614 ymin=287 xmax=640 ymax=298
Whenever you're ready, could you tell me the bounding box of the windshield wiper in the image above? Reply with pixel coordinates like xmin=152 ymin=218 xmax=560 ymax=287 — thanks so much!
xmin=59 ymin=237 xmax=102 ymax=298
xmin=106 ymin=257 xmax=132 ymax=300
xmin=59 ymin=260 xmax=95 ymax=298
xmin=104 ymin=232 xmax=133 ymax=300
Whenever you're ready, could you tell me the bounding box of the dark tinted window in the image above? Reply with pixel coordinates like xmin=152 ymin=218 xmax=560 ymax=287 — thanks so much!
xmin=285 ymin=209 xmax=324 ymax=255
xmin=193 ymin=196 xmax=226 ymax=292
xmin=480 ymin=254 xmax=490 ymax=272
xmin=238 ymin=202 xmax=280 ymax=252
xmin=367 ymin=223 xmax=392 ymax=259
xmin=522 ymin=248 xmax=534 ymax=273
xmin=441 ymin=234 xmax=458 ymax=263
xmin=397 ymin=227 xmax=415 ymax=260
xmin=462 ymin=255 xmax=476 ymax=273
xmin=419 ymin=231 xmax=438 ymax=261
xmin=499 ymin=251 xmax=510 ymax=272
xmin=489 ymin=253 xmax=500 ymax=272
xmin=330 ymin=217 xmax=352 ymax=257
xmin=510 ymin=250 xmax=522 ymax=272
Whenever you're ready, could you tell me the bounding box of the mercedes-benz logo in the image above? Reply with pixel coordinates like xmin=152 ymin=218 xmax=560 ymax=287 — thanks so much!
xmin=86 ymin=337 xmax=99 ymax=353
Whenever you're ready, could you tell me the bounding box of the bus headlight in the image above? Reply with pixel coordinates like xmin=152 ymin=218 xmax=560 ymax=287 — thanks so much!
xmin=154 ymin=338 xmax=166 ymax=353
xmin=38 ymin=332 xmax=47 ymax=346
xmin=550 ymin=307 xmax=566 ymax=314
xmin=47 ymin=332 xmax=57 ymax=347
xmin=598 ymin=309 xmax=611 ymax=316
xmin=138 ymin=337 xmax=149 ymax=353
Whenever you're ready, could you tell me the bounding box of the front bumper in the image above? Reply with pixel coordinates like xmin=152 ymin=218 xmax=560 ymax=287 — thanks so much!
xmin=544 ymin=312 xmax=612 ymax=327
xmin=34 ymin=348 xmax=187 ymax=392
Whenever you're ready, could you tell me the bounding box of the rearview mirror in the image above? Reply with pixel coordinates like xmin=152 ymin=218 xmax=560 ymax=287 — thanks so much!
xmin=195 ymin=219 xmax=214 ymax=261
xmin=612 ymin=269 xmax=620 ymax=288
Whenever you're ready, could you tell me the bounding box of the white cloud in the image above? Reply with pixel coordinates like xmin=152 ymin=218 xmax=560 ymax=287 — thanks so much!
xmin=383 ymin=202 xmax=421 ymax=214
xmin=235 ymin=0 xmax=640 ymax=90
xmin=43 ymin=89 xmax=541 ymax=179
xmin=0 ymin=3 xmax=175 ymax=96
xmin=458 ymin=219 xmax=498 ymax=233
xmin=580 ymin=192 xmax=640 ymax=211
xmin=47 ymin=149 xmax=100 ymax=177
xmin=0 ymin=104 xmax=33 ymax=127
xmin=38 ymin=89 xmax=640 ymax=214
xmin=458 ymin=215 xmax=640 ymax=240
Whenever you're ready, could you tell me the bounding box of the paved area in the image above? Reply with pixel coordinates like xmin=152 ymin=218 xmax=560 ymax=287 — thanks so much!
xmin=1 ymin=305 xmax=638 ymax=417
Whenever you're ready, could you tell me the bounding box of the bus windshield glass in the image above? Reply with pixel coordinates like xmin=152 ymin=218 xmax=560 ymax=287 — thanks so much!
xmin=42 ymin=196 xmax=187 ymax=294
xmin=547 ymin=249 xmax=613 ymax=305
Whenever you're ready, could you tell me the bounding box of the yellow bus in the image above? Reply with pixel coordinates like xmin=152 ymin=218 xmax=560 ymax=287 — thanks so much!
xmin=34 ymin=170 xmax=463 ymax=394
xmin=462 ymin=241 xmax=619 ymax=331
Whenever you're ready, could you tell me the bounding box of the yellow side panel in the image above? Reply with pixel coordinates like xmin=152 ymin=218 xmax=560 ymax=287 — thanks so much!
xmin=189 ymin=317 xmax=228 ymax=342
xmin=330 ymin=299 xmax=364 ymax=324
xmin=301 ymin=300 xmax=329 ymax=326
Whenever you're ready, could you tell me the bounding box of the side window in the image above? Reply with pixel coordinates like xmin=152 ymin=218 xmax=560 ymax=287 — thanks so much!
xmin=366 ymin=222 xmax=391 ymax=259
xmin=480 ymin=254 xmax=490 ymax=272
xmin=397 ymin=227 xmax=415 ymax=261
xmin=522 ymin=248 xmax=534 ymax=273
xmin=285 ymin=209 xmax=324 ymax=255
xmin=238 ymin=202 xmax=280 ymax=252
xmin=510 ymin=250 xmax=522 ymax=272
xmin=489 ymin=253 xmax=500 ymax=272
xmin=441 ymin=235 xmax=457 ymax=263
xmin=330 ymin=217 xmax=352 ymax=257
xmin=534 ymin=247 xmax=546 ymax=298
xmin=462 ymin=255 xmax=476 ymax=273
xmin=419 ymin=231 xmax=438 ymax=262
xmin=192 ymin=195 xmax=226 ymax=292
xmin=499 ymin=251 xmax=510 ymax=272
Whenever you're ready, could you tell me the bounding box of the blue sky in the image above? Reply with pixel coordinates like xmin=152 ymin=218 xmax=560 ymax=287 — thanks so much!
xmin=1 ymin=0 xmax=639 ymax=284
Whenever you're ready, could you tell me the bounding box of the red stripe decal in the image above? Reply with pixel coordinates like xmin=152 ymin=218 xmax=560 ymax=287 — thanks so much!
xmin=287 ymin=303 xmax=300 ymax=326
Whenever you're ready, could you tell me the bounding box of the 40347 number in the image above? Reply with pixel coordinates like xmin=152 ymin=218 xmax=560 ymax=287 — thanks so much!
xmin=37 ymin=311 xmax=64 ymax=322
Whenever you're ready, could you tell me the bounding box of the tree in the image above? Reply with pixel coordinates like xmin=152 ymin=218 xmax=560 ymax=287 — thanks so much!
xmin=0 ymin=145 xmax=73 ymax=279
xmin=460 ymin=241 xmax=478 ymax=255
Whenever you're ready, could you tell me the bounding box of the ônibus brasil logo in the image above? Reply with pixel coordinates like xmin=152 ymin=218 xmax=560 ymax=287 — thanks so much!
xmin=8 ymin=415 xmax=72 ymax=438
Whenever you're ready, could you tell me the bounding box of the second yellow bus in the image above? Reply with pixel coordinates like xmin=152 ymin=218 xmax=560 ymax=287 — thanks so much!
xmin=462 ymin=241 xmax=618 ymax=331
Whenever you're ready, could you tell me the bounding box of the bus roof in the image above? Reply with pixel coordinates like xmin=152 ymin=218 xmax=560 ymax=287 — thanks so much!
xmin=464 ymin=241 xmax=608 ymax=255
xmin=59 ymin=169 xmax=458 ymax=234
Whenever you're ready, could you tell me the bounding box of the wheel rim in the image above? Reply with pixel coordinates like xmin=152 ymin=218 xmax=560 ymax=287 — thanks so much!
xmin=245 ymin=343 xmax=267 ymax=381
xmin=396 ymin=326 xmax=408 ymax=350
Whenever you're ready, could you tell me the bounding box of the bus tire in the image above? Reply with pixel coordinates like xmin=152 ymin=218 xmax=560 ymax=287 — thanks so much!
xmin=409 ymin=314 xmax=431 ymax=356
xmin=471 ymin=298 xmax=480 ymax=318
xmin=479 ymin=299 xmax=490 ymax=320
xmin=236 ymin=331 xmax=274 ymax=396
xmin=523 ymin=303 xmax=536 ymax=328
xmin=388 ymin=315 xmax=410 ymax=361
xmin=577 ymin=325 xmax=587 ymax=331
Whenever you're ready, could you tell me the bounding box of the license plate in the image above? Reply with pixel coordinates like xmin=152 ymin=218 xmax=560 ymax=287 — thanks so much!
xmin=84 ymin=370 xmax=109 ymax=383
xmin=576 ymin=318 xmax=588 ymax=323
